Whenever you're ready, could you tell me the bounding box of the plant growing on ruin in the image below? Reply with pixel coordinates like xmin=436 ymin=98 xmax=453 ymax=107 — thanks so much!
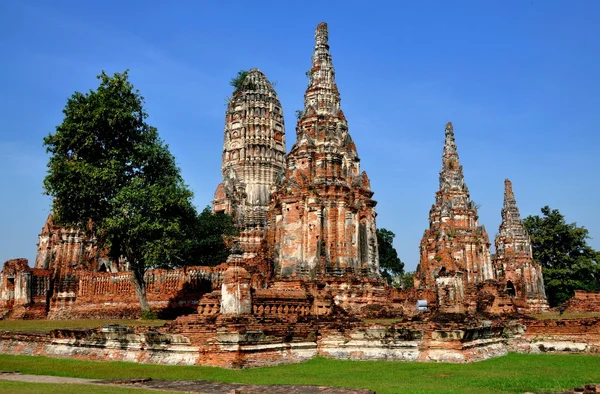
xmin=230 ymin=70 xmax=256 ymax=92
xmin=43 ymin=70 xmax=203 ymax=314
xmin=141 ymin=310 xmax=158 ymax=320
xmin=230 ymin=70 xmax=249 ymax=90
xmin=524 ymin=206 xmax=600 ymax=306
xmin=295 ymin=110 xmax=303 ymax=120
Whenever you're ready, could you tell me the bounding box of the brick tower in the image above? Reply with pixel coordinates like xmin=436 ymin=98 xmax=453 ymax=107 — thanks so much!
xmin=266 ymin=22 xmax=379 ymax=278
xmin=415 ymin=122 xmax=495 ymax=292
xmin=494 ymin=179 xmax=548 ymax=311
xmin=212 ymin=69 xmax=286 ymax=256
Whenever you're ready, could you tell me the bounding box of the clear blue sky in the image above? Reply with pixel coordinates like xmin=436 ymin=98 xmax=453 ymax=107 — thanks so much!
xmin=1 ymin=0 xmax=599 ymax=271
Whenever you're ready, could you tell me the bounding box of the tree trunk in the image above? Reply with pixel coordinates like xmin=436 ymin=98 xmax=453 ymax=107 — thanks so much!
xmin=131 ymin=267 xmax=150 ymax=313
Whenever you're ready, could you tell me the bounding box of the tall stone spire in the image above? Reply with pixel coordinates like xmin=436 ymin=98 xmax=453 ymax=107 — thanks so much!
xmin=496 ymin=179 xmax=530 ymax=256
xmin=439 ymin=122 xmax=468 ymax=197
xmin=212 ymin=68 xmax=286 ymax=229
xmin=266 ymin=23 xmax=379 ymax=279
xmin=494 ymin=179 xmax=548 ymax=310
xmin=302 ymin=22 xmax=342 ymax=118
xmin=497 ymin=179 xmax=529 ymax=241
xmin=415 ymin=122 xmax=494 ymax=293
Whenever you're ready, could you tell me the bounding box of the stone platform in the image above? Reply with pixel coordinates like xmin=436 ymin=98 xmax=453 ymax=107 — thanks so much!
xmin=1 ymin=316 xmax=598 ymax=368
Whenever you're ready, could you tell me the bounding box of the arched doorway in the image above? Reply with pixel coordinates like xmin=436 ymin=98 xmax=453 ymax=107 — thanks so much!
xmin=506 ymin=280 xmax=516 ymax=297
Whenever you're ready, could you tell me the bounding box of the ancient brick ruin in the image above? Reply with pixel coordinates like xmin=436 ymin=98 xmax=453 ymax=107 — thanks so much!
xmin=1 ymin=22 xmax=597 ymax=369
xmin=413 ymin=123 xmax=550 ymax=314
xmin=493 ymin=179 xmax=548 ymax=311
xmin=212 ymin=68 xmax=287 ymax=257
xmin=265 ymin=22 xmax=378 ymax=279
xmin=414 ymin=122 xmax=494 ymax=311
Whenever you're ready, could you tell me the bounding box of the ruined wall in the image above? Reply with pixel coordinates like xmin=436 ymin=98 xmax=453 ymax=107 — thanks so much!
xmin=0 ymin=259 xmax=50 ymax=320
xmin=562 ymin=291 xmax=600 ymax=312
xmin=34 ymin=214 xmax=122 ymax=273
xmin=3 ymin=317 xmax=598 ymax=368
xmin=266 ymin=22 xmax=379 ymax=279
xmin=512 ymin=318 xmax=600 ymax=354
xmin=47 ymin=266 xmax=225 ymax=319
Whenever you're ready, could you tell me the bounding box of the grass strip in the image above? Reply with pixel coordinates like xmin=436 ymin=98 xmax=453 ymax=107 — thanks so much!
xmin=0 ymin=319 xmax=165 ymax=332
xmin=0 ymin=353 xmax=599 ymax=393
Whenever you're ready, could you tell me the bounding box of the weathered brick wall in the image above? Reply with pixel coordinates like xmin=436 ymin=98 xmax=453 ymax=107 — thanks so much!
xmin=47 ymin=266 xmax=225 ymax=319
xmin=3 ymin=316 xmax=598 ymax=368
xmin=562 ymin=291 xmax=600 ymax=312
xmin=514 ymin=318 xmax=600 ymax=354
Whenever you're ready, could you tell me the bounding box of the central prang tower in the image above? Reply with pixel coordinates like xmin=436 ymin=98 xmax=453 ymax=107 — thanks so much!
xmin=266 ymin=22 xmax=379 ymax=278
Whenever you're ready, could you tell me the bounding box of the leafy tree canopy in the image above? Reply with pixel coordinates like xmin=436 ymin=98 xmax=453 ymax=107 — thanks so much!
xmin=377 ymin=228 xmax=405 ymax=285
xmin=523 ymin=206 xmax=600 ymax=307
xmin=196 ymin=206 xmax=238 ymax=266
xmin=399 ymin=271 xmax=414 ymax=289
xmin=43 ymin=70 xmax=203 ymax=312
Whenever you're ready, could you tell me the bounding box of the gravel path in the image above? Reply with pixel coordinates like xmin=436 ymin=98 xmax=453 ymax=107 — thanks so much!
xmin=0 ymin=371 xmax=375 ymax=393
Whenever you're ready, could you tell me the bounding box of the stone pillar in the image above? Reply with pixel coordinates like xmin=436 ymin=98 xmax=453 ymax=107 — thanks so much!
xmin=220 ymin=266 xmax=252 ymax=315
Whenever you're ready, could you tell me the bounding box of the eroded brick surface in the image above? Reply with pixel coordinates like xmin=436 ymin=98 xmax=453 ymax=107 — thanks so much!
xmin=212 ymin=69 xmax=287 ymax=259
xmin=414 ymin=122 xmax=494 ymax=307
xmin=414 ymin=124 xmax=549 ymax=314
xmin=265 ymin=22 xmax=379 ymax=280
xmin=562 ymin=291 xmax=600 ymax=312
xmin=493 ymin=179 xmax=548 ymax=312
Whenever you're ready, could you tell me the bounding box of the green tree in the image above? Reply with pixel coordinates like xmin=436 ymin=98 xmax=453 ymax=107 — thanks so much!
xmin=523 ymin=206 xmax=600 ymax=307
xmin=196 ymin=206 xmax=238 ymax=266
xmin=399 ymin=271 xmax=415 ymax=289
xmin=43 ymin=70 xmax=200 ymax=313
xmin=377 ymin=228 xmax=405 ymax=285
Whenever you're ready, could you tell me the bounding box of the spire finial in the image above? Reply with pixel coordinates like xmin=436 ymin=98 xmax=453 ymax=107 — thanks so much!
xmin=502 ymin=178 xmax=519 ymax=217
xmin=442 ymin=121 xmax=458 ymax=161
xmin=439 ymin=121 xmax=467 ymax=193
xmin=496 ymin=179 xmax=532 ymax=258
xmin=301 ymin=22 xmax=341 ymax=118
xmin=315 ymin=22 xmax=329 ymax=46
xmin=504 ymin=179 xmax=514 ymax=200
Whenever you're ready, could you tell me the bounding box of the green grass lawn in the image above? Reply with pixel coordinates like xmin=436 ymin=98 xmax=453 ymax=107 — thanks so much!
xmin=0 ymin=353 xmax=599 ymax=393
xmin=0 ymin=319 xmax=166 ymax=332
xmin=0 ymin=381 xmax=182 ymax=394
